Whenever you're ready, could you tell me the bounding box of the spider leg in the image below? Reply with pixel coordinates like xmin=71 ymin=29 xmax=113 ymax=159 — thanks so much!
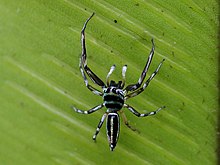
xmin=80 ymin=13 xmax=106 ymax=96
xmin=79 ymin=67 xmax=103 ymax=96
xmin=106 ymin=65 xmax=116 ymax=86
xmin=125 ymin=59 xmax=165 ymax=100
xmin=124 ymin=39 xmax=155 ymax=92
xmin=71 ymin=103 xmax=104 ymax=114
xmin=124 ymin=103 xmax=165 ymax=117
xmin=92 ymin=113 xmax=107 ymax=141
xmin=119 ymin=110 xmax=139 ymax=133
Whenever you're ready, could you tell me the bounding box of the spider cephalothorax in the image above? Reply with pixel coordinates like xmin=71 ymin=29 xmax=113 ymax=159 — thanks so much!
xmin=103 ymin=86 xmax=125 ymax=111
xmin=72 ymin=13 xmax=165 ymax=151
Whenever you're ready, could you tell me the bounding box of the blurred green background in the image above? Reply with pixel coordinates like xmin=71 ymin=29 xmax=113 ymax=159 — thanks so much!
xmin=0 ymin=0 xmax=218 ymax=164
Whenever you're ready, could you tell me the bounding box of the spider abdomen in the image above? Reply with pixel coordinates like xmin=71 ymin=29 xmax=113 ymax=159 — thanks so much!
xmin=106 ymin=113 xmax=120 ymax=151
xmin=103 ymin=94 xmax=124 ymax=110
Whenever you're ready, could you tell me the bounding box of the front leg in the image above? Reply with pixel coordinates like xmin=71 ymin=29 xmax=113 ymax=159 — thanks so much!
xmin=125 ymin=58 xmax=165 ymax=100
xmin=79 ymin=66 xmax=104 ymax=96
xmin=124 ymin=39 xmax=155 ymax=92
xmin=80 ymin=13 xmax=106 ymax=92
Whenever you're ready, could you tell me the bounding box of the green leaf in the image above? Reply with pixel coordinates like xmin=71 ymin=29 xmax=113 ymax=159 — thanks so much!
xmin=0 ymin=0 xmax=218 ymax=164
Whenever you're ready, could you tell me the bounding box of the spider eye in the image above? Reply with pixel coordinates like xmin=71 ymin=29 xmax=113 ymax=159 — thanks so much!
xmin=106 ymin=88 xmax=110 ymax=93
xmin=117 ymin=90 xmax=122 ymax=95
xmin=103 ymin=88 xmax=110 ymax=93
xmin=112 ymin=88 xmax=116 ymax=93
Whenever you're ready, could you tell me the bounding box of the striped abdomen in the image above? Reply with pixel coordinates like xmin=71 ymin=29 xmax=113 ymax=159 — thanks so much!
xmin=106 ymin=113 xmax=120 ymax=151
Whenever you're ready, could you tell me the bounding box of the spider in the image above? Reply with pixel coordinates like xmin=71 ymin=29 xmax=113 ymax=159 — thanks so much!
xmin=72 ymin=13 xmax=166 ymax=151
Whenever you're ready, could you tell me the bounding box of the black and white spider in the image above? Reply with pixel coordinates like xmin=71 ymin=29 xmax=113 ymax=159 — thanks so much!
xmin=72 ymin=13 xmax=165 ymax=151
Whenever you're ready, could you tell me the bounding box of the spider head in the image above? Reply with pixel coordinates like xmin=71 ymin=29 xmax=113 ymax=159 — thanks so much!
xmin=109 ymin=80 xmax=123 ymax=89
xmin=103 ymin=80 xmax=125 ymax=111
